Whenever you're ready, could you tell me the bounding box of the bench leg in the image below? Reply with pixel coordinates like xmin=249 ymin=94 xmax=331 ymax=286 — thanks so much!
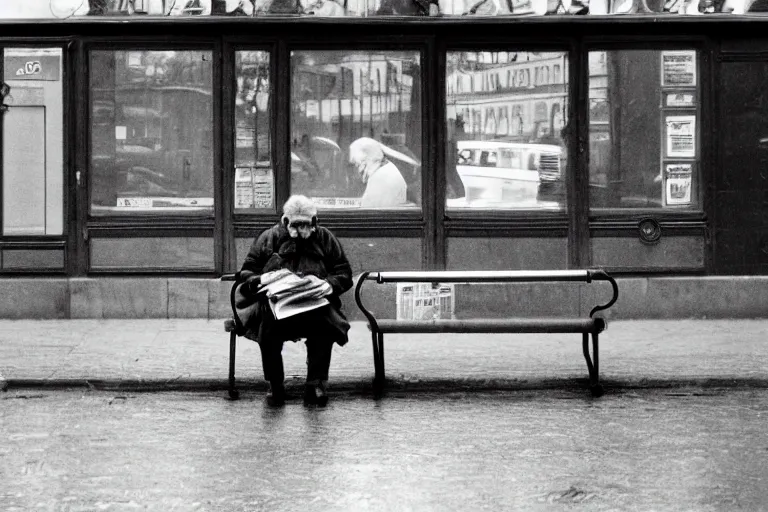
xmin=582 ymin=332 xmax=603 ymax=397
xmin=228 ymin=331 xmax=240 ymax=400
xmin=372 ymin=331 xmax=385 ymax=397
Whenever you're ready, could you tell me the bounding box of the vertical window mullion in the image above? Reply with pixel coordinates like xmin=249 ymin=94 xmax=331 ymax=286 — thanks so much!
xmin=274 ymin=40 xmax=290 ymax=209
xmin=430 ymin=37 xmax=445 ymax=271
xmin=570 ymin=38 xmax=590 ymax=269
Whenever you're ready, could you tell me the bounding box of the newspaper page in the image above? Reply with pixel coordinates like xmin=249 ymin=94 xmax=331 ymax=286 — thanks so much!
xmin=397 ymin=283 xmax=455 ymax=321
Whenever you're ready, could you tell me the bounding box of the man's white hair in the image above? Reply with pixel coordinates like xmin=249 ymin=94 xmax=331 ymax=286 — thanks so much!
xmin=282 ymin=194 xmax=317 ymax=221
xmin=349 ymin=137 xmax=385 ymax=165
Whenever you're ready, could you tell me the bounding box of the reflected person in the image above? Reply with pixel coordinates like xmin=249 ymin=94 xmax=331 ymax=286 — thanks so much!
xmin=349 ymin=137 xmax=408 ymax=208
xmin=236 ymin=195 xmax=353 ymax=407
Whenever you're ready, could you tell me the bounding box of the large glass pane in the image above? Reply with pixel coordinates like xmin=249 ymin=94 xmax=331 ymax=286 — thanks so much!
xmin=90 ymin=50 xmax=213 ymax=213
xmin=291 ymin=50 xmax=421 ymax=209
xmin=446 ymin=51 xmax=568 ymax=210
xmin=589 ymin=49 xmax=699 ymax=209
xmin=2 ymin=47 xmax=64 ymax=235
xmin=234 ymin=50 xmax=273 ymax=211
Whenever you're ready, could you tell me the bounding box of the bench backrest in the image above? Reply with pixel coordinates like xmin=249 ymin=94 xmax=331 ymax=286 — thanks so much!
xmin=354 ymin=269 xmax=619 ymax=325
xmin=367 ymin=269 xmax=602 ymax=284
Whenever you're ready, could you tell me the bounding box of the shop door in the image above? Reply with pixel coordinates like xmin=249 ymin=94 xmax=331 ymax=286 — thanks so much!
xmin=716 ymin=59 xmax=768 ymax=274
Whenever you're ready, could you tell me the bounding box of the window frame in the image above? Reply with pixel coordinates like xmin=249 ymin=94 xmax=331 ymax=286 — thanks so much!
xmin=0 ymin=18 xmax=729 ymax=276
xmin=582 ymin=37 xmax=711 ymax=243
xmin=284 ymin=38 xmax=429 ymax=223
xmin=0 ymin=38 xmax=72 ymax=275
xmin=439 ymin=39 xmax=577 ymax=271
xmin=441 ymin=41 xmax=574 ymax=219
xmin=80 ymin=37 xmax=222 ymax=274
xmin=83 ymin=38 xmax=221 ymax=221
xmin=584 ymin=39 xmax=707 ymax=216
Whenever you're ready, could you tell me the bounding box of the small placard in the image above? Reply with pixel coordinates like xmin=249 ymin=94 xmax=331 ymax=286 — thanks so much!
xmin=661 ymin=51 xmax=697 ymax=87
xmin=664 ymin=163 xmax=693 ymax=206
xmin=665 ymin=115 xmax=696 ymax=158
xmin=310 ymin=197 xmax=362 ymax=208
xmin=235 ymin=166 xmax=274 ymax=209
xmin=665 ymin=92 xmax=695 ymax=108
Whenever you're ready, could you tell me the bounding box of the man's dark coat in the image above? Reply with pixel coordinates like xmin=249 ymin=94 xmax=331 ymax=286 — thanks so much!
xmin=235 ymin=223 xmax=353 ymax=345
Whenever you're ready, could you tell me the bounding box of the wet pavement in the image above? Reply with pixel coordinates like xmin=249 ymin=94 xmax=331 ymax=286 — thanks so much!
xmin=3 ymin=319 xmax=768 ymax=392
xmin=2 ymin=387 xmax=768 ymax=511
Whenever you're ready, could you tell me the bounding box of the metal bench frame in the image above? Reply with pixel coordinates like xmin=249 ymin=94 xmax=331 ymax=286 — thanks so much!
xmin=354 ymin=269 xmax=619 ymax=397
xmin=222 ymin=272 xmax=244 ymax=400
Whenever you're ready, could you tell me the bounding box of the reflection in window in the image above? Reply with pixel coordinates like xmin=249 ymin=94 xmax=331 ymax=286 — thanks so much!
xmin=90 ymin=50 xmax=213 ymax=212
xmin=589 ymin=50 xmax=699 ymax=209
xmin=2 ymin=47 xmax=64 ymax=235
xmin=446 ymin=51 xmax=568 ymax=210
xmin=234 ymin=51 xmax=273 ymax=210
xmin=290 ymin=51 xmax=421 ymax=209
xmin=13 ymin=0 xmax=762 ymax=18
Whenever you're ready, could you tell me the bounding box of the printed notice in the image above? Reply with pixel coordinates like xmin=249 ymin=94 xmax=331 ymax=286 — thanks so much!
xmin=661 ymin=51 xmax=697 ymax=87
xmin=235 ymin=166 xmax=274 ymax=209
xmin=665 ymin=163 xmax=693 ymax=205
xmin=310 ymin=197 xmax=362 ymax=208
xmin=666 ymin=115 xmax=696 ymax=158
xmin=665 ymin=92 xmax=695 ymax=108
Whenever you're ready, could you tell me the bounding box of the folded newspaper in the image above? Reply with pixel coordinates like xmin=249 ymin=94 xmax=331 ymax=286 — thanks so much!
xmin=256 ymin=269 xmax=329 ymax=320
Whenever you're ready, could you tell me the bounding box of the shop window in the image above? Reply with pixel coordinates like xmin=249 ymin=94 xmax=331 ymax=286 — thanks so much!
xmin=89 ymin=49 xmax=213 ymax=213
xmin=446 ymin=51 xmax=568 ymax=210
xmin=290 ymin=50 xmax=421 ymax=209
xmin=589 ymin=49 xmax=699 ymax=209
xmin=2 ymin=47 xmax=64 ymax=235
xmin=234 ymin=50 xmax=273 ymax=211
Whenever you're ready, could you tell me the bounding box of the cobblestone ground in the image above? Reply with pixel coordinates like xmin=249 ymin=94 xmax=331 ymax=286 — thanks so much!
xmin=2 ymin=387 xmax=768 ymax=511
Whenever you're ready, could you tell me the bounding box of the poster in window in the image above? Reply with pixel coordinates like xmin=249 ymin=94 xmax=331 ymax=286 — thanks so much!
xmin=664 ymin=163 xmax=693 ymax=206
xmin=235 ymin=166 xmax=273 ymax=209
xmin=661 ymin=51 xmax=697 ymax=87
xmin=664 ymin=92 xmax=695 ymax=108
xmin=665 ymin=115 xmax=696 ymax=158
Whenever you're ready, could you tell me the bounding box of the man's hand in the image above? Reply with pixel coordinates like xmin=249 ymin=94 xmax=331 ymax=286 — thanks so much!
xmin=242 ymin=276 xmax=261 ymax=297
xmin=305 ymin=274 xmax=333 ymax=298
xmin=317 ymin=280 xmax=333 ymax=298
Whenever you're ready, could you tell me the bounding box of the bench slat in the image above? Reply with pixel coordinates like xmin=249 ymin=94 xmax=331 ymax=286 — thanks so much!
xmin=372 ymin=318 xmax=602 ymax=334
xmin=372 ymin=270 xmax=591 ymax=283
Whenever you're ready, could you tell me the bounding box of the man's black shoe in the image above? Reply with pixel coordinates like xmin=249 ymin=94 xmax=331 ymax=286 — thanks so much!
xmin=266 ymin=382 xmax=286 ymax=407
xmin=303 ymin=382 xmax=328 ymax=407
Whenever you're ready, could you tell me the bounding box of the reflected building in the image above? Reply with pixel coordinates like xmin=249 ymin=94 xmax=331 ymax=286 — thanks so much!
xmin=446 ymin=52 xmax=568 ymax=145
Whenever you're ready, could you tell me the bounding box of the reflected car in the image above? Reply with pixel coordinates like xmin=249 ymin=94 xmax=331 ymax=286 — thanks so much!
xmin=455 ymin=140 xmax=563 ymax=206
xmin=117 ymin=166 xmax=180 ymax=197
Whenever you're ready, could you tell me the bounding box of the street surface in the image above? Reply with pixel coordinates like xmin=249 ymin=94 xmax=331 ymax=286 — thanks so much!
xmin=2 ymin=388 xmax=767 ymax=511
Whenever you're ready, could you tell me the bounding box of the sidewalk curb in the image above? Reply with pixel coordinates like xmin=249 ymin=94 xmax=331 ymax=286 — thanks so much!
xmin=5 ymin=376 xmax=768 ymax=394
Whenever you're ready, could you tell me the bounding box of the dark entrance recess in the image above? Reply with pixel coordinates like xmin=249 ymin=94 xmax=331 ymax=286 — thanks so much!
xmin=717 ymin=59 xmax=768 ymax=275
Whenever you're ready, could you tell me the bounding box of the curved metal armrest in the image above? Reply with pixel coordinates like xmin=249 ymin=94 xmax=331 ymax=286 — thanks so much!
xmin=222 ymin=271 xmax=245 ymax=333
xmin=354 ymin=271 xmax=380 ymax=332
xmin=587 ymin=269 xmax=619 ymax=318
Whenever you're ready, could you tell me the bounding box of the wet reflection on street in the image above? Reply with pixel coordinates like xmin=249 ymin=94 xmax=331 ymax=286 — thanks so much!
xmin=2 ymin=388 xmax=767 ymax=511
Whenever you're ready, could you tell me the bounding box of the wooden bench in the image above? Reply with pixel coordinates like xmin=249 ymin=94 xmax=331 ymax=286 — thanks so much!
xmin=354 ymin=269 xmax=619 ymax=397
